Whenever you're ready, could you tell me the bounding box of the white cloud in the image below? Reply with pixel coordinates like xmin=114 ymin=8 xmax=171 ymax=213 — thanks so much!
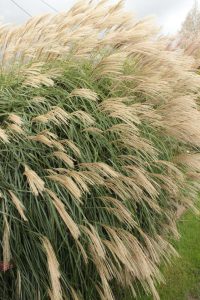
xmin=0 ymin=0 xmax=197 ymax=34
xmin=125 ymin=0 xmax=195 ymax=34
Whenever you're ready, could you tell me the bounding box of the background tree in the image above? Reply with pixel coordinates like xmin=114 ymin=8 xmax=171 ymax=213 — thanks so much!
xmin=175 ymin=1 xmax=200 ymax=60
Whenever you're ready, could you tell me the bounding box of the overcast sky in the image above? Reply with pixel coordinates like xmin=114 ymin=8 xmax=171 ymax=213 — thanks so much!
xmin=0 ymin=0 xmax=197 ymax=34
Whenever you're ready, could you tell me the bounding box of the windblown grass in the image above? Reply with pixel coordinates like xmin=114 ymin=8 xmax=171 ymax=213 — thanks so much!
xmin=0 ymin=1 xmax=200 ymax=299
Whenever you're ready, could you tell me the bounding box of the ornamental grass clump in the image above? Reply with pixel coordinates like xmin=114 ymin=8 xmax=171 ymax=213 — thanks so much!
xmin=1 ymin=1 xmax=200 ymax=299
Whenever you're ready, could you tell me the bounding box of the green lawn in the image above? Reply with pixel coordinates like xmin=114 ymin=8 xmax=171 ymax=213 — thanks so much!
xmin=126 ymin=209 xmax=200 ymax=300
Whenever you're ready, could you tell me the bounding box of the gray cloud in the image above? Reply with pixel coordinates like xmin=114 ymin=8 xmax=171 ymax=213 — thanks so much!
xmin=0 ymin=0 xmax=196 ymax=33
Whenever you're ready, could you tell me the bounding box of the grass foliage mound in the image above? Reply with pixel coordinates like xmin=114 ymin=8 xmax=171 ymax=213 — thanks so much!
xmin=1 ymin=1 xmax=200 ymax=299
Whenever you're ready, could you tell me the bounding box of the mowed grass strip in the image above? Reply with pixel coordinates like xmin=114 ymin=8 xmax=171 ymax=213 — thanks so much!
xmin=126 ymin=208 xmax=200 ymax=300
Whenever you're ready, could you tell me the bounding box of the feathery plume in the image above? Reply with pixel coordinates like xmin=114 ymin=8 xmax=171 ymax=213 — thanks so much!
xmin=69 ymin=88 xmax=98 ymax=102
xmin=47 ymin=174 xmax=82 ymax=202
xmin=8 ymin=114 xmax=23 ymax=126
xmin=0 ymin=128 xmax=9 ymax=143
xmin=3 ymin=215 xmax=11 ymax=271
xmin=42 ymin=237 xmax=62 ymax=300
xmin=53 ymin=151 xmax=74 ymax=168
xmin=46 ymin=189 xmax=80 ymax=240
xmin=24 ymin=165 xmax=45 ymax=196
xmin=8 ymin=190 xmax=28 ymax=221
